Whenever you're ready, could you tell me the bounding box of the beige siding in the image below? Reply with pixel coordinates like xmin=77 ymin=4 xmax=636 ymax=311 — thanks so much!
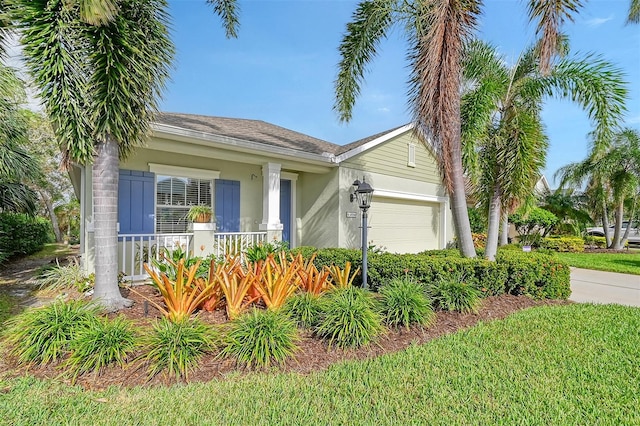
xmin=298 ymin=170 xmax=339 ymax=248
xmin=342 ymin=132 xmax=440 ymax=183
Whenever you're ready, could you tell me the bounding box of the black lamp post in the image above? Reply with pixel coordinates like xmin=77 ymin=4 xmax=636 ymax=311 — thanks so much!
xmin=350 ymin=178 xmax=374 ymax=289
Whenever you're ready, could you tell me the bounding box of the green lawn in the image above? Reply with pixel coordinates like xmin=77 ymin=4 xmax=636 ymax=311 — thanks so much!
xmin=554 ymin=251 xmax=640 ymax=275
xmin=1 ymin=303 xmax=638 ymax=425
xmin=27 ymin=243 xmax=75 ymax=260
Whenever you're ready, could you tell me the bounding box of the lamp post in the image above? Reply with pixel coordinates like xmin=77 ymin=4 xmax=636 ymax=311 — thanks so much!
xmin=350 ymin=178 xmax=374 ymax=289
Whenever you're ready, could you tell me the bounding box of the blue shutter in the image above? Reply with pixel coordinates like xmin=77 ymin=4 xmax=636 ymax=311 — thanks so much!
xmin=280 ymin=179 xmax=291 ymax=244
xmin=118 ymin=170 xmax=155 ymax=234
xmin=215 ymin=179 xmax=240 ymax=232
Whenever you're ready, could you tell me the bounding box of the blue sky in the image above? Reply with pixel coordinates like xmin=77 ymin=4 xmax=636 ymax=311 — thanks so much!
xmin=162 ymin=0 xmax=640 ymax=187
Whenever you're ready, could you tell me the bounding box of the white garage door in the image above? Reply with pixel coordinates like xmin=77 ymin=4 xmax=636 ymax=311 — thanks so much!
xmin=367 ymin=197 xmax=440 ymax=253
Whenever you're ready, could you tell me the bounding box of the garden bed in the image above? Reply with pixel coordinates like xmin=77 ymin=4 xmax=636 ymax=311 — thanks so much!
xmin=0 ymin=285 xmax=567 ymax=391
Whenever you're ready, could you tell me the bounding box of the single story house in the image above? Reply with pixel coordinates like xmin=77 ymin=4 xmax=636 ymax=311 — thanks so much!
xmin=71 ymin=113 xmax=454 ymax=279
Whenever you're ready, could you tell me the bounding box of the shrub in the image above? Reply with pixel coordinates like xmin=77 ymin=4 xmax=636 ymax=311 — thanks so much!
xmin=379 ymin=277 xmax=435 ymax=329
xmin=0 ymin=212 xmax=51 ymax=259
xmin=427 ymin=275 xmax=482 ymax=314
xmin=245 ymin=240 xmax=289 ymax=263
xmin=3 ymin=300 xmax=100 ymax=365
xmin=583 ymin=235 xmax=607 ymax=249
xmin=221 ymin=309 xmax=298 ymax=368
xmin=539 ymin=236 xmax=585 ymax=252
xmin=468 ymin=207 xmax=486 ymax=233
xmin=509 ymin=207 xmax=558 ymax=246
xmin=37 ymin=258 xmax=93 ymax=292
xmin=316 ymin=287 xmax=383 ymax=348
xmin=283 ymin=292 xmax=324 ymax=328
xmin=66 ymin=316 xmax=138 ymax=377
xmin=141 ymin=317 xmax=217 ymax=379
xmin=497 ymin=250 xmax=571 ymax=299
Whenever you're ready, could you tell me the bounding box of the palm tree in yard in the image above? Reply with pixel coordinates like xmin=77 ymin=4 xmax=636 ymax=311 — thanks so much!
xmin=461 ymin=39 xmax=627 ymax=260
xmin=335 ymin=0 xmax=587 ymax=258
xmin=557 ymin=128 xmax=640 ymax=249
xmin=13 ymin=0 xmax=174 ymax=310
xmin=629 ymin=0 xmax=640 ymax=23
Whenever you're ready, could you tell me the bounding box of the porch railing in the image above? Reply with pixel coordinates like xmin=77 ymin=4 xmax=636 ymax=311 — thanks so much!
xmin=212 ymin=232 xmax=268 ymax=259
xmin=118 ymin=233 xmax=193 ymax=282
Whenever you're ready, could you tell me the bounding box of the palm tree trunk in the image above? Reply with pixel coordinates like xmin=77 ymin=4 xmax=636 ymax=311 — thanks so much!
xmin=39 ymin=190 xmax=62 ymax=243
xmin=484 ymin=186 xmax=501 ymax=261
xmin=601 ymin=204 xmax=611 ymax=247
xmin=92 ymin=135 xmax=132 ymax=311
xmin=499 ymin=212 xmax=509 ymax=246
xmin=609 ymin=202 xmax=625 ymax=249
xmin=621 ymin=199 xmax=636 ymax=245
xmin=449 ymin=152 xmax=476 ymax=258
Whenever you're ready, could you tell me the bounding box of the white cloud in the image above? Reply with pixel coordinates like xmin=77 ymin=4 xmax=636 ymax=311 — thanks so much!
xmin=585 ymin=15 xmax=614 ymax=27
xmin=628 ymin=114 xmax=640 ymax=124
xmin=377 ymin=107 xmax=390 ymax=113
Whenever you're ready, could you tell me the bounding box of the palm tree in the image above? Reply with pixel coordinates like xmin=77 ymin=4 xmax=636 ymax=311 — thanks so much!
xmin=629 ymin=0 xmax=639 ymax=23
xmin=334 ymin=0 xmax=586 ymax=258
xmin=557 ymin=128 xmax=640 ymax=249
xmin=461 ymin=40 xmax=627 ymax=259
xmin=13 ymin=0 xmax=173 ymax=311
xmin=0 ymin=61 xmax=39 ymax=215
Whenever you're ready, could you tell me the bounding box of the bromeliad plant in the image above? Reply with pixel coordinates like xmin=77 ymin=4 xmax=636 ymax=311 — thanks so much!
xmin=327 ymin=262 xmax=360 ymax=289
xmin=296 ymin=253 xmax=334 ymax=295
xmin=142 ymin=259 xmax=217 ymax=322
xmin=253 ymin=252 xmax=302 ymax=310
xmin=215 ymin=264 xmax=261 ymax=320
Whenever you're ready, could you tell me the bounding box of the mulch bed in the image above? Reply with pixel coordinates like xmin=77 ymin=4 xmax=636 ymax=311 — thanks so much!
xmin=0 ymin=285 xmax=568 ymax=391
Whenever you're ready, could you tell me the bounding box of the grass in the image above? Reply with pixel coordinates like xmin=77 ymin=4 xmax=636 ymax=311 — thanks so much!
xmin=1 ymin=303 xmax=638 ymax=425
xmin=0 ymin=293 xmax=16 ymax=324
xmin=554 ymin=250 xmax=640 ymax=275
xmin=27 ymin=243 xmax=74 ymax=260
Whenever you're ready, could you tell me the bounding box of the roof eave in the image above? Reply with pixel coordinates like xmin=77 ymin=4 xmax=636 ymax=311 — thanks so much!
xmin=334 ymin=123 xmax=415 ymax=163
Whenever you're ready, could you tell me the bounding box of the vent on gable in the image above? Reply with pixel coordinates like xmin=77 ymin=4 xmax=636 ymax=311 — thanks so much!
xmin=407 ymin=143 xmax=416 ymax=167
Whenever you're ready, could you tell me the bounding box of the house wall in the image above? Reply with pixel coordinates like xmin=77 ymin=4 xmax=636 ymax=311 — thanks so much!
xmin=122 ymin=147 xmax=264 ymax=232
xmin=298 ymin=169 xmax=340 ymax=248
xmin=338 ymin=131 xmax=455 ymax=251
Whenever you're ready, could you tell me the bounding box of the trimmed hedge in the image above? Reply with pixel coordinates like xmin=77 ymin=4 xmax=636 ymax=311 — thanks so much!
xmin=0 ymin=213 xmax=51 ymax=262
xmin=539 ymin=236 xmax=585 ymax=252
xmin=292 ymin=247 xmax=570 ymax=300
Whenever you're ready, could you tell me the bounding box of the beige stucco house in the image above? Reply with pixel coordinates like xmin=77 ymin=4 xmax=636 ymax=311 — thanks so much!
xmin=72 ymin=113 xmax=454 ymax=279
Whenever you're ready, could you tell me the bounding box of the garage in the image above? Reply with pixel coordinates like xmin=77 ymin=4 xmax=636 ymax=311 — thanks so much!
xmin=367 ymin=196 xmax=441 ymax=254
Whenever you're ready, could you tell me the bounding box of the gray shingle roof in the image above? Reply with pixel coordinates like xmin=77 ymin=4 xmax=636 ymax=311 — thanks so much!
xmin=154 ymin=112 xmax=411 ymax=158
xmin=155 ymin=112 xmax=338 ymax=156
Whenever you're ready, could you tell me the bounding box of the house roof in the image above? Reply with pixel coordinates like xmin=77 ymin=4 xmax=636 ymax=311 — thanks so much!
xmin=153 ymin=112 xmax=414 ymax=162
xmin=155 ymin=112 xmax=339 ymax=156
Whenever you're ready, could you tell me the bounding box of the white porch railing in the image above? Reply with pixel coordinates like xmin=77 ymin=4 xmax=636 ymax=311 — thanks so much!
xmin=118 ymin=233 xmax=193 ymax=282
xmin=212 ymin=232 xmax=268 ymax=258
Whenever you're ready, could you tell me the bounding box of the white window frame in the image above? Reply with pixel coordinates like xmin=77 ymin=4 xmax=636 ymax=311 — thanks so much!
xmin=407 ymin=143 xmax=416 ymax=168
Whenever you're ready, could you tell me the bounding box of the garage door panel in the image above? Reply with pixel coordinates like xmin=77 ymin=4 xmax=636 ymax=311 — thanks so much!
xmin=368 ymin=197 xmax=439 ymax=253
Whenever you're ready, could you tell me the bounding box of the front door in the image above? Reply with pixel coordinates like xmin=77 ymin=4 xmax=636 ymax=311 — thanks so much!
xmin=280 ymin=179 xmax=291 ymax=245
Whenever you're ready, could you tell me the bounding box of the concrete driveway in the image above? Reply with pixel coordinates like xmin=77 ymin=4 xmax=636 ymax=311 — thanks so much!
xmin=570 ymin=268 xmax=640 ymax=307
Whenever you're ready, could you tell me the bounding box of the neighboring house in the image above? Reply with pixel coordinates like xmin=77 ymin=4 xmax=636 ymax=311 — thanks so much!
xmin=70 ymin=113 xmax=453 ymax=279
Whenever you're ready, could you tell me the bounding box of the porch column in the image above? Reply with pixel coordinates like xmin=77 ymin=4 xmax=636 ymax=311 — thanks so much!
xmin=259 ymin=162 xmax=283 ymax=241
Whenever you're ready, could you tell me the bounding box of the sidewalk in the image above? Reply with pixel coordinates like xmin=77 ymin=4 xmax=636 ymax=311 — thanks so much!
xmin=570 ymin=268 xmax=640 ymax=307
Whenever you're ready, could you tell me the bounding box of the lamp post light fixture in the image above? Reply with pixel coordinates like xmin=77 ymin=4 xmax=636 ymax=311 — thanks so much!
xmin=350 ymin=178 xmax=374 ymax=289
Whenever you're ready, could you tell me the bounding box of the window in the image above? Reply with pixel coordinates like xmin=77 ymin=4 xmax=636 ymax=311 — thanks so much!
xmin=407 ymin=143 xmax=416 ymax=167
xmin=156 ymin=175 xmax=212 ymax=233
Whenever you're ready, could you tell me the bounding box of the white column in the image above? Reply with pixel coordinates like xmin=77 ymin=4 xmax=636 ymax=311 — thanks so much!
xmin=259 ymin=163 xmax=283 ymax=240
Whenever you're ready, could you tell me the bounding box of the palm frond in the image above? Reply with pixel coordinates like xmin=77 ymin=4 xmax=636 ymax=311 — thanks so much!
xmin=334 ymin=0 xmax=395 ymax=122
xmin=628 ymin=0 xmax=640 ymax=24
xmin=207 ymin=0 xmax=240 ymax=38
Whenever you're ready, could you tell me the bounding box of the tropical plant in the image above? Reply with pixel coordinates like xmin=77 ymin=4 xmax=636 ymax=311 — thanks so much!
xmin=379 ymin=277 xmax=435 ymax=329
xmin=629 ymin=0 xmax=639 ymax=23
xmin=3 ymin=300 xmax=100 ymax=365
xmin=283 ymin=292 xmax=324 ymax=328
xmin=327 ymin=262 xmax=360 ymax=289
xmin=37 ymin=258 xmax=91 ymax=292
xmin=245 ymin=240 xmax=289 ymax=263
xmin=541 ymin=190 xmax=592 ymax=235
xmin=13 ymin=0 xmax=175 ymax=311
xmin=335 ymin=0 xmax=583 ymax=258
xmin=66 ymin=316 xmax=138 ymax=377
xmin=509 ymin=207 xmax=559 ymax=246
xmin=142 ymin=259 xmax=217 ymax=322
xmin=556 ymin=128 xmax=640 ymax=249
xmin=215 ymin=266 xmax=260 ymax=320
xmin=316 ymin=286 xmax=383 ymax=348
xmin=253 ymin=252 xmax=301 ymax=310
xmin=296 ymin=253 xmax=334 ymax=295
xmin=221 ymin=308 xmax=299 ymax=368
xmin=141 ymin=317 xmax=217 ymax=379
xmin=427 ymin=275 xmax=482 ymax=314
xmin=461 ymin=39 xmax=627 ymax=260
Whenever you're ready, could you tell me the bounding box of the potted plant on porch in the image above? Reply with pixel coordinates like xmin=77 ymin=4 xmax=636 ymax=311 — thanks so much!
xmin=187 ymin=205 xmax=212 ymax=223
